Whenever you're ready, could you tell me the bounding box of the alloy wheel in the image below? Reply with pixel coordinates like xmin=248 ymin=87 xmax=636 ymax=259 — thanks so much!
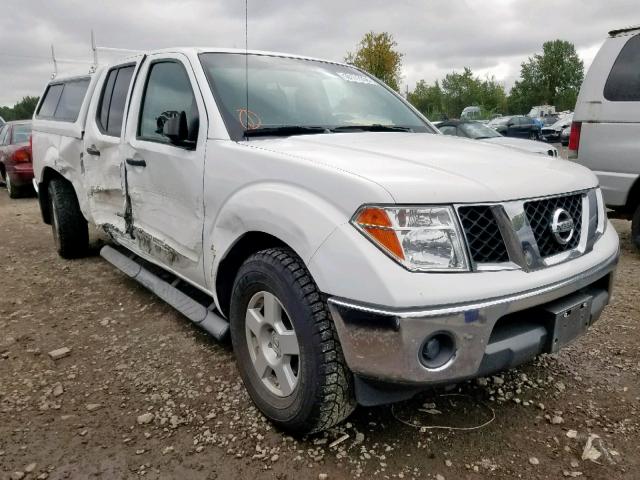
xmin=245 ymin=290 xmax=300 ymax=397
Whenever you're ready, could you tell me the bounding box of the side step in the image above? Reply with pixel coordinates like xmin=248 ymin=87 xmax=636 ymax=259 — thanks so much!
xmin=100 ymin=245 xmax=230 ymax=341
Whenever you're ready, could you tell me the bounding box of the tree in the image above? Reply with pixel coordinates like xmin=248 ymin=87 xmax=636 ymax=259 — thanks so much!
xmin=0 ymin=96 xmax=40 ymax=121
xmin=408 ymin=68 xmax=507 ymax=119
xmin=345 ymin=32 xmax=403 ymax=91
xmin=508 ymin=40 xmax=584 ymax=113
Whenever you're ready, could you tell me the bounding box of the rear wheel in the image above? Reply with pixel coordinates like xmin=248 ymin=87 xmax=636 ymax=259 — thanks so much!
xmin=230 ymin=248 xmax=355 ymax=434
xmin=632 ymin=205 xmax=640 ymax=250
xmin=6 ymin=174 xmax=21 ymax=199
xmin=48 ymin=179 xmax=89 ymax=258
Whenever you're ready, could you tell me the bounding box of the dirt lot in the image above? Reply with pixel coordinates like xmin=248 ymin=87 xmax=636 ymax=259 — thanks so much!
xmin=1 ymin=191 xmax=639 ymax=480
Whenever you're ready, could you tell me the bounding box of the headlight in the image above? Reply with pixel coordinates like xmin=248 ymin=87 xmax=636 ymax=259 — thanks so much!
xmin=595 ymin=188 xmax=607 ymax=234
xmin=351 ymin=205 xmax=469 ymax=272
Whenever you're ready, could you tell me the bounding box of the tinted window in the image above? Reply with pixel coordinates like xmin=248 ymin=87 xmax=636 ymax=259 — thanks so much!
xmin=98 ymin=70 xmax=117 ymax=131
xmin=138 ymin=61 xmax=199 ymax=146
xmin=0 ymin=126 xmax=8 ymax=145
xmin=98 ymin=65 xmax=135 ymax=136
xmin=439 ymin=125 xmax=457 ymax=136
xmin=38 ymin=84 xmax=64 ymax=117
xmin=54 ymin=79 xmax=90 ymax=121
xmin=11 ymin=124 xmax=32 ymax=144
xmin=604 ymin=34 xmax=640 ymax=101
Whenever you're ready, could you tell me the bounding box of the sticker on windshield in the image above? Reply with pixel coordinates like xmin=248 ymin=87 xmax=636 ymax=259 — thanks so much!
xmin=337 ymin=72 xmax=376 ymax=85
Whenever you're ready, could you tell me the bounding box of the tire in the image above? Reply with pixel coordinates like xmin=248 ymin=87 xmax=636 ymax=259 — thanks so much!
xmin=230 ymin=248 xmax=355 ymax=434
xmin=632 ymin=204 xmax=640 ymax=250
xmin=6 ymin=173 xmax=21 ymax=199
xmin=48 ymin=178 xmax=89 ymax=259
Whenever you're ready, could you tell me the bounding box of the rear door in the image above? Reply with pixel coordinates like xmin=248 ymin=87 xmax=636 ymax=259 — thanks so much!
xmin=83 ymin=58 xmax=141 ymax=231
xmin=121 ymin=52 xmax=208 ymax=285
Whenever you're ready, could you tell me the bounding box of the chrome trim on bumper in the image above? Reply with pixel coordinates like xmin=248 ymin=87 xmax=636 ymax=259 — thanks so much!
xmin=328 ymin=250 xmax=619 ymax=385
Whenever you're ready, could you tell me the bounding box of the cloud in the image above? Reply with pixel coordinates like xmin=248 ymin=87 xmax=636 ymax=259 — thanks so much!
xmin=0 ymin=0 xmax=636 ymax=106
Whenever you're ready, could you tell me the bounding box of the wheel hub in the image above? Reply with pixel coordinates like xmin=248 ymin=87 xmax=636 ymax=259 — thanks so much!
xmin=245 ymin=291 xmax=300 ymax=397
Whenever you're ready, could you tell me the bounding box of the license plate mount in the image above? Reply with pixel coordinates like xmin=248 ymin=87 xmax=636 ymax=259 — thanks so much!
xmin=544 ymin=293 xmax=593 ymax=353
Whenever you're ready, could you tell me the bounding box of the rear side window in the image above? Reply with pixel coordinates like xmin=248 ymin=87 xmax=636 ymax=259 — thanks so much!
xmin=37 ymin=79 xmax=90 ymax=121
xmin=604 ymin=34 xmax=640 ymax=101
xmin=97 ymin=65 xmax=135 ymax=136
xmin=54 ymin=79 xmax=90 ymax=121
xmin=37 ymin=84 xmax=64 ymax=118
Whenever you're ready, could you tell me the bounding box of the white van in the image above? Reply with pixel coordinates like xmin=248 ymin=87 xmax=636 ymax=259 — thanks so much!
xmin=571 ymin=26 xmax=640 ymax=248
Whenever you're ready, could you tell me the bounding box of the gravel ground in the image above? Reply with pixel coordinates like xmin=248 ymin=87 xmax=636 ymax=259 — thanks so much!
xmin=1 ymin=191 xmax=639 ymax=480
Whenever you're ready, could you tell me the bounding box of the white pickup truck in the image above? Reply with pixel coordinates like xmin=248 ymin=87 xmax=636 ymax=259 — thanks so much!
xmin=32 ymin=48 xmax=620 ymax=434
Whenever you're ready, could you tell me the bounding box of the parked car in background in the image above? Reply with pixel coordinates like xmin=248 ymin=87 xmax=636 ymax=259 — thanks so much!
xmin=0 ymin=120 xmax=33 ymax=198
xmin=488 ymin=115 xmax=541 ymax=140
xmin=438 ymin=120 xmax=557 ymax=157
xmin=32 ymin=48 xmax=618 ymax=434
xmin=541 ymin=113 xmax=573 ymax=143
xmin=560 ymin=125 xmax=571 ymax=146
xmin=571 ymin=25 xmax=640 ymax=248
xmin=528 ymin=105 xmax=556 ymax=118
xmin=461 ymin=106 xmax=481 ymax=120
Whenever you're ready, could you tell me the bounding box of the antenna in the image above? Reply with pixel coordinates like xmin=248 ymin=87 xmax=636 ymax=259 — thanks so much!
xmin=50 ymin=45 xmax=58 ymax=79
xmin=90 ymin=29 xmax=98 ymax=73
xmin=244 ymin=0 xmax=249 ymax=138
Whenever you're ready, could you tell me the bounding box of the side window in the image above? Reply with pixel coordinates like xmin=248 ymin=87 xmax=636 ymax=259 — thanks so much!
xmin=37 ymin=84 xmax=64 ymax=118
xmin=439 ymin=125 xmax=457 ymax=136
xmin=138 ymin=61 xmax=199 ymax=147
xmin=54 ymin=79 xmax=90 ymax=122
xmin=0 ymin=126 xmax=8 ymax=145
xmin=604 ymin=34 xmax=640 ymax=101
xmin=97 ymin=65 xmax=135 ymax=136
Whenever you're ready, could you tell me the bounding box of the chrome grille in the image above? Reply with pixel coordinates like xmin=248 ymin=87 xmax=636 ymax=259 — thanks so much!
xmin=458 ymin=206 xmax=509 ymax=263
xmin=524 ymin=194 xmax=583 ymax=257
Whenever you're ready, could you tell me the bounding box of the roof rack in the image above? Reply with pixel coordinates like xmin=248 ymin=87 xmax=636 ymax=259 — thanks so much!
xmin=50 ymin=30 xmax=144 ymax=78
xmin=609 ymin=25 xmax=640 ymax=37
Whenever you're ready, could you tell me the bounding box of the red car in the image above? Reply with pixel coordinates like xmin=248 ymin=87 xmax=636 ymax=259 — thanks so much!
xmin=0 ymin=120 xmax=33 ymax=198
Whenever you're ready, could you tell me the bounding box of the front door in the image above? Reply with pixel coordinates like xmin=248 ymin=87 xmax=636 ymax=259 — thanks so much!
xmin=83 ymin=59 xmax=140 ymax=231
xmin=121 ymin=53 xmax=208 ymax=285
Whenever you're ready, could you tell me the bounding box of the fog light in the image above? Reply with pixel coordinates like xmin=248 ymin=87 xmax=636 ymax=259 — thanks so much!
xmin=420 ymin=333 xmax=455 ymax=369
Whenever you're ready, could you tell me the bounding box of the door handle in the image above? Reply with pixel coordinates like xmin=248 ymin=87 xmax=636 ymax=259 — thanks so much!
xmin=86 ymin=145 xmax=100 ymax=156
xmin=126 ymin=158 xmax=146 ymax=167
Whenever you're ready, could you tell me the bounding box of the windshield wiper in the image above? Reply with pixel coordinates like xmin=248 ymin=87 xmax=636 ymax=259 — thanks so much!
xmin=244 ymin=126 xmax=328 ymax=137
xmin=330 ymin=124 xmax=413 ymax=133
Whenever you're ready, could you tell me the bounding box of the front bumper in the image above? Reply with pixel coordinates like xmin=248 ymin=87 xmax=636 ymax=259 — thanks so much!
xmin=328 ymin=248 xmax=619 ymax=389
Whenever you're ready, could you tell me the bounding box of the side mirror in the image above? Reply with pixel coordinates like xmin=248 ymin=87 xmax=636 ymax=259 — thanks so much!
xmin=162 ymin=111 xmax=189 ymax=146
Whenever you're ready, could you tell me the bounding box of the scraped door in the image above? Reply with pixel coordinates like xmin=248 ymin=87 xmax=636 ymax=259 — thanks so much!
xmin=122 ymin=53 xmax=207 ymax=285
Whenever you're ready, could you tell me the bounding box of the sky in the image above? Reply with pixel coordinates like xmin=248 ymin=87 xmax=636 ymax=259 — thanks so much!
xmin=0 ymin=0 xmax=637 ymax=106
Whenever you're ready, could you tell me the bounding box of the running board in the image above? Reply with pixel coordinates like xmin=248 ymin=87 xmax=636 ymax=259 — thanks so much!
xmin=100 ymin=245 xmax=229 ymax=341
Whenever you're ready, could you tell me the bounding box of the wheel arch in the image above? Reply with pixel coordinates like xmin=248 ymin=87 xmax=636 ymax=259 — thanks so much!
xmin=38 ymin=167 xmax=74 ymax=224
xmin=215 ymin=231 xmax=296 ymax=318
xmin=624 ymin=175 xmax=640 ymax=213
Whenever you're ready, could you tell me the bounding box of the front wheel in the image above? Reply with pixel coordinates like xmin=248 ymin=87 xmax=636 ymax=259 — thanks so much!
xmin=230 ymin=248 xmax=355 ymax=434
xmin=632 ymin=204 xmax=640 ymax=250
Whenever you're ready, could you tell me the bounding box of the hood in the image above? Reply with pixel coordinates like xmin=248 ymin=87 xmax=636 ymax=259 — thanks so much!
xmin=244 ymin=132 xmax=596 ymax=203
xmin=480 ymin=136 xmax=556 ymax=156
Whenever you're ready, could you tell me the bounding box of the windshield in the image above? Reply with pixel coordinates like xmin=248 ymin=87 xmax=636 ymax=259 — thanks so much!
xmin=12 ymin=123 xmax=32 ymax=144
xmin=459 ymin=122 xmax=502 ymax=139
xmin=199 ymin=53 xmax=431 ymax=139
xmin=551 ymin=114 xmax=573 ymax=129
